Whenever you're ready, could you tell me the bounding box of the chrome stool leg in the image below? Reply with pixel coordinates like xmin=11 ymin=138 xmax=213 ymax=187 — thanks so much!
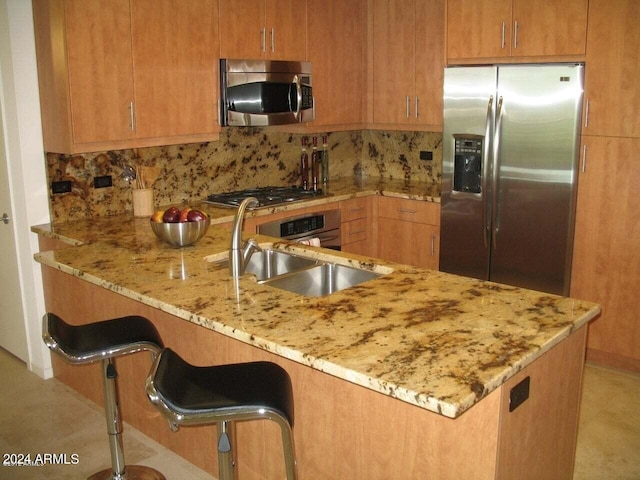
xmin=216 ymin=420 xmax=237 ymax=480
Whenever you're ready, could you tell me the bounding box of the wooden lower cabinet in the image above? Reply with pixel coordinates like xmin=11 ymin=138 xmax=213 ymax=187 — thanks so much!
xmin=571 ymin=136 xmax=640 ymax=372
xmin=40 ymin=264 xmax=587 ymax=479
xmin=377 ymin=197 xmax=440 ymax=269
xmin=340 ymin=197 xmax=376 ymax=257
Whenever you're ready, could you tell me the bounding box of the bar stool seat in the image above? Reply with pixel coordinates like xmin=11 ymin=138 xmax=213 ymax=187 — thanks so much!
xmin=146 ymin=348 xmax=297 ymax=480
xmin=43 ymin=312 xmax=165 ymax=480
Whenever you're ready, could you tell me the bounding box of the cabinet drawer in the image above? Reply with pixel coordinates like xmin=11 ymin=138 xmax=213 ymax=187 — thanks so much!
xmin=340 ymin=197 xmax=370 ymax=222
xmin=378 ymin=197 xmax=440 ymax=225
xmin=342 ymin=218 xmax=368 ymax=244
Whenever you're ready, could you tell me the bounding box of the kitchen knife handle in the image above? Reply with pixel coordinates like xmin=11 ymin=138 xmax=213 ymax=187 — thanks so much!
xmin=492 ymin=96 xmax=505 ymax=250
xmin=483 ymin=95 xmax=494 ymax=249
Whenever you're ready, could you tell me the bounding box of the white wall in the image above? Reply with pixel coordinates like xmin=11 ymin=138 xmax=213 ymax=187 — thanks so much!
xmin=1 ymin=0 xmax=52 ymax=378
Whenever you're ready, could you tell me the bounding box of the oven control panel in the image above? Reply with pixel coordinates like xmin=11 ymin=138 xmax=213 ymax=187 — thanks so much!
xmin=280 ymin=215 xmax=325 ymax=237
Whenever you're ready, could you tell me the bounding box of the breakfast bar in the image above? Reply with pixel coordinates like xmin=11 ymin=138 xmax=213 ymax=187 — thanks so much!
xmin=33 ymin=186 xmax=600 ymax=479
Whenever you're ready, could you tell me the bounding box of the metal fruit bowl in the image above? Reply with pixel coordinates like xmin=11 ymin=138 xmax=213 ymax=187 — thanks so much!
xmin=150 ymin=218 xmax=210 ymax=247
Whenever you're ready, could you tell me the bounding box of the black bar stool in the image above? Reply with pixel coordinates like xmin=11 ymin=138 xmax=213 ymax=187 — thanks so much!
xmin=145 ymin=348 xmax=297 ymax=480
xmin=43 ymin=312 xmax=165 ymax=480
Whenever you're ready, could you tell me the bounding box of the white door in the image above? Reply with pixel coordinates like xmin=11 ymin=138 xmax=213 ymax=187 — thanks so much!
xmin=0 ymin=91 xmax=28 ymax=361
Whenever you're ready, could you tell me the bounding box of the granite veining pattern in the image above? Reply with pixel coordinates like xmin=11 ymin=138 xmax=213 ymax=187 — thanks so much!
xmin=46 ymin=128 xmax=442 ymax=222
xmin=33 ymin=190 xmax=599 ymax=419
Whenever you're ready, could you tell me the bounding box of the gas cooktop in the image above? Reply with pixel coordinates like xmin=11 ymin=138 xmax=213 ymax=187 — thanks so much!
xmin=204 ymin=186 xmax=328 ymax=208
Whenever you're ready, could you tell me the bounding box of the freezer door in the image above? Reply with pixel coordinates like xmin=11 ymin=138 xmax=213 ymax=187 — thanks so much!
xmin=490 ymin=65 xmax=583 ymax=295
xmin=440 ymin=66 xmax=497 ymax=281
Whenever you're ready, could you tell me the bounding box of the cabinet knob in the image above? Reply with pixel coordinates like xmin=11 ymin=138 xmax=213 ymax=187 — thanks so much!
xmin=2 ymin=213 xmax=9 ymax=225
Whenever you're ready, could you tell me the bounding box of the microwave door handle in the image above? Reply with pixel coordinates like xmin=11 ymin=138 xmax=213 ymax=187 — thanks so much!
xmin=292 ymin=75 xmax=302 ymax=119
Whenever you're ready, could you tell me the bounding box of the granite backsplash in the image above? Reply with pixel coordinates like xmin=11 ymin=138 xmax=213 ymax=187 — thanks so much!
xmin=46 ymin=129 xmax=442 ymax=222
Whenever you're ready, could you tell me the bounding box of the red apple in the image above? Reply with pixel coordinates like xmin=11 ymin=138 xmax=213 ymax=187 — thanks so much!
xmin=179 ymin=207 xmax=192 ymax=222
xmin=187 ymin=209 xmax=207 ymax=222
xmin=162 ymin=206 xmax=180 ymax=223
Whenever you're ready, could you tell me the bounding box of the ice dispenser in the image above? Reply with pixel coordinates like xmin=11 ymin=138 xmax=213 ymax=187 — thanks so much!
xmin=453 ymin=135 xmax=483 ymax=194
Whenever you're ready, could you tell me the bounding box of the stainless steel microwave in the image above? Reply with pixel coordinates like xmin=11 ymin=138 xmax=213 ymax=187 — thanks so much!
xmin=220 ymin=59 xmax=314 ymax=126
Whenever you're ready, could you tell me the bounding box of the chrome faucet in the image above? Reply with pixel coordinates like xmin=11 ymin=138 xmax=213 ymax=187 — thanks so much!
xmin=229 ymin=197 xmax=261 ymax=278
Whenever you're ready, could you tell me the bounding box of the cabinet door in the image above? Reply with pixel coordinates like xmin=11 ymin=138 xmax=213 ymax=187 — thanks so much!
xmin=571 ymin=136 xmax=640 ymax=366
xmin=131 ymin=0 xmax=218 ymax=139
xmin=64 ymin=0 xmax=135 ymax=144
xmin=446 ymin=0 xmax=511 ymax=60
xmin=219 ymin=0 xmax=266 ymax=59
xmin=267 ymin=0 xmax=307 ymax=60
xmin=307 ymin=0 xmax=365 ymax=126
xmin=415 ymin=0 xmax=444 ymax=128
xmin=512 ymin=0 xmax=587 ymax=57
xmin=378 ymin=218 xmax=439 ymax=270
xmin=583 ymin=0 xmax=640 ymax=138
xmin=371 ymin=0 xmax=415 ymax=124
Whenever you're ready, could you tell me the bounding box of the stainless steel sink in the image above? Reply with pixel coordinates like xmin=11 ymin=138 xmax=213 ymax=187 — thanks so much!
xmin=244 ymin=249 xmax=319 ymax=281
xmin=262 ymin=262 xmax=381 ymax=297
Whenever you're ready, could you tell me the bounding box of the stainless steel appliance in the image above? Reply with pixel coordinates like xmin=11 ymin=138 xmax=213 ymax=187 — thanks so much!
xmin=204 ymin=186 xmax=327 ymax=208
xmin=220 ymin=59 xmax=314 ymax=126
xmin=440 ymin=64 xmax=584 ymax=295
xmin=258 ymin=210 xmax=341 ymax=250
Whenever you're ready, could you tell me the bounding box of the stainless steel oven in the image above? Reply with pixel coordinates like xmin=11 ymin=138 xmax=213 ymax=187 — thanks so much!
xmin=257 ymin=210 xmax=341 ymax=250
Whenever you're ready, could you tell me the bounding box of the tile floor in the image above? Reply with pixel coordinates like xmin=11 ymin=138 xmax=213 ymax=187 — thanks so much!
xmin=0 ymin=348 xmax=639 ymax=479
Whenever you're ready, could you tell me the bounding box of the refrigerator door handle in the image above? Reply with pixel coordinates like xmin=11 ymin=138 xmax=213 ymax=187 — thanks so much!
xmin=483 ymin=95 xmax=494 ymax=248
xmin=492 ymin=96 xmax=504 ymax=250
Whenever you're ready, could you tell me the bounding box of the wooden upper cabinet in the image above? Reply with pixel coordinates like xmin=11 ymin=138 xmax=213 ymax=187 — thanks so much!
xmin=64 ymin=0 xmax=134 ymax=144
xmin=131 ymin=0 xmax=218 ymax=139
xmin=34 ymin=0 xmax=135 ymax=148
xmin=512 ymin=0 xmax=587 ymax=57
xmin=583 ymin=0 xmax=640 ymax=138
xmin=372 ymin=0 xmax=444 ymax=129
xmin=446 ymin=0 xmax=587 ymax=61
xmin=446 ymin=0 xmax=512 ymax=60
xmin=219 ymin=0 xmax=306 ymax=61
xmin=33 ymin=0 xmax=220 ymax=154
xmin=306 ymin=0 xmax=366 ymax=127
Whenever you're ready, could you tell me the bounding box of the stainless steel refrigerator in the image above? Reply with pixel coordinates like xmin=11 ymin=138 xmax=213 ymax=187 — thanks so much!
xmin=439 ymin=64 xmax=584 ymax=296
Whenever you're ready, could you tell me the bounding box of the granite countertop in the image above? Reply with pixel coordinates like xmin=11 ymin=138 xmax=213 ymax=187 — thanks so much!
xmin=32 ymin=177 xmax=600 ymax=419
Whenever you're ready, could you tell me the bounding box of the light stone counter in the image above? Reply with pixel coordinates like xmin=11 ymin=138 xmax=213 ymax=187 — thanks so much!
xmin=33 ymin=179 xmax=599 ymax=419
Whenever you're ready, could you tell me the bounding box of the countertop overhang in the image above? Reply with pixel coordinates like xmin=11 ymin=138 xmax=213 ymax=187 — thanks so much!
xmin=32 ymin=178 xmax=600 ymax=419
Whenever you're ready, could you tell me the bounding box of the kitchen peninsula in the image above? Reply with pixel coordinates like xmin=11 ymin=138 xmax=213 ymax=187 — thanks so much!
xmin=33 ymin=182 xmax=600 ymax=480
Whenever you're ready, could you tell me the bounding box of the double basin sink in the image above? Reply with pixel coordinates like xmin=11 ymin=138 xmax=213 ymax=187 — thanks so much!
xmin=241 ymin=249 xmax=382 ymax=297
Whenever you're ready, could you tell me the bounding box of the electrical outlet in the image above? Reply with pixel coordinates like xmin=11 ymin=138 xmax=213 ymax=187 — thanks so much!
xmin=419 ymin=151 xmax=433 ymax=161
xmin=94 ymin=175 xmax=113 ymax=189
xmin=51 ymin=180 xmax=72 ymax=194
xmin=509 ymin=376 xmax=530 ymax=412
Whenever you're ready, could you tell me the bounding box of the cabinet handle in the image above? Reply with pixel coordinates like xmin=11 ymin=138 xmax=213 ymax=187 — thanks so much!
xmin=350 ymin=230 xmax=366 ymax=235
xmin=581 ymin=144 xmax=587 ymax=173
xmin=406 ymin=96 xmax=410 ymax=118
xmin=350 ymin=207 xmax=364 ymax=213
xmin=261 ymin=28 xmax=266 ymax=52
xmin=271 ymin=28 xmax=275 ymax=52
xmin=129 ymin=101 xmax=135 ymax=131
xmin=397 ymin=208 xmax=417 ymax=214
xmin=584 ymin=99 xmax=590 ymax=128
xmin=431 ymin=233 xmax=435 ymax=257
xmin=415 ymin=96 xmax=419 ymax=119
xmin=501 ymin=21 xmax=506 ymax=49
xmin=513 ymin=20 xmax=519 ymax=49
